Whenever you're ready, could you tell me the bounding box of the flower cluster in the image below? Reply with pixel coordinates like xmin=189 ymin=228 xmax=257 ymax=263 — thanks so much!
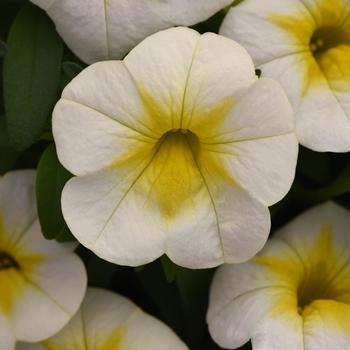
xmin=1 ymin=0 xmax=349 ymax=349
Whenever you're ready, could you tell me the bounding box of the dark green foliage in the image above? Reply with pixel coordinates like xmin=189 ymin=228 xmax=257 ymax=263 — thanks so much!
xmin=36 ymin=144 xmax=74 ymax=241
xmin=3 ymin=3 xmax=63 ymax=150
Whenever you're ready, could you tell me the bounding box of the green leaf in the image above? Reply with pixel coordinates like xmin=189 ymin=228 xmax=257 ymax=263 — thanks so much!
xmin=3 ymin=3 xmax=63 ymax=150
xmin=0 ymin=116 xmax=20 ymax=174
xmin=36 ymin=144 xmax=74 ymax=241
xmin=0 ymin=40 xmax=7 ymax=58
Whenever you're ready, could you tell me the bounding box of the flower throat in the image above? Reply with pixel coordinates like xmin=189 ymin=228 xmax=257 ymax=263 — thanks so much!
xmin=310 ymin=26 xmax=350 ymax=57
xmin=0 ymin=251 xmax=19 ymax=270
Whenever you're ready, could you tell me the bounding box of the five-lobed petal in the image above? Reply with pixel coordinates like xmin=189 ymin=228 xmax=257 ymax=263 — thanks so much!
xmin=16 ymin=287 xmax=188 ymax=350
xmin=208 ymin=202 xmax=350 ymax=350
xmin=53 ymin=27 xmax=298 ymax=269
xmin=221 ymin=0 xmax=350 ymax=152
xmin=0 ymin=170 xmax=87 ymax=349
xmin=30 ymin=0 xmax=232 ymax=64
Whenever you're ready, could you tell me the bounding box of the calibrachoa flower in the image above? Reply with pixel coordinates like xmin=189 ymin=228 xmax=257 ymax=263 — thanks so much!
xmin=221 ymin=0 xmax=350 ymax=152
xmin=53 ymin=27 xmax=298 ymax=268
xmin=0 ymin=170 xmax=87 ymax=350
xmin=30 ymin=0 xmax=232 ymax=64
xmin=208 ymin=202 xmax=350 ymax=349
xmin=17 ymin=287 xmax=188 ymax=350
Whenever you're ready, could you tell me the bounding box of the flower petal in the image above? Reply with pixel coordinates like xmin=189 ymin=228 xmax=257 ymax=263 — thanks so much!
xmin=208 ymin=239 xmax=304 ymax=348
xmin=166 ymin=183 xmax=270 ymax=268
xmin=303 ymin=300 xmax=350 ymax=349
xmin=0 ymin=170 xmax=36 ymax=246
xmin=0 ymin=316 xmax=15 ymax=350
xmin=18 ymin=288 xmax=188 ymax=349
xmin=252 ymin=312 xmax=303 ymax=350
xmin=199 ymin=78 xmax=298 ymax=206
xmin=11 ymin=222 xmax=87 ymax=342
xmin=61 ymin=167 xmax=167 ymax=267
xmin=31 ymin=0 xmax=231 ymax=63
xmin=53 ymin=61 xmax=160 ymax=176
xmin=180 ymin=32 xmax=256 ymax=130
xmin=62 ymin=140 xmax=270 ymax=268
xmin=208 ymin=280 xmax=296 ymax=348
xmin=83 ymin=288 xmax=188 ymax=349
xmin=220 ymin=0 xmax=313 ymax=66
xmin=124 ymin=27 xmax=201 ymax=130
xmin=260 ymin=51 xmax=350 ymax=152
xmin=124 ymin=28 xmax=256 ymax=132
xmin=276 ymin=202 xmax=350 ymax=261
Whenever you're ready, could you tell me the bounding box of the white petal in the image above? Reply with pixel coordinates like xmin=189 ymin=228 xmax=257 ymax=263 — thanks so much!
xmin=0 ymin=170 xmax=37 ymax=245
xmin=121 ymin=311 xmax=188 ymax=350
xmin=10 ymin=222 xmax=87 ymax=342
xmin=166 ymin=183 xmax=270 ymax=268
xmin=260 ymin=52 xmax=350 ymax=152
xmin=303 ymin=300 xmax=350 ymax=350
xmin=252 ymin=313 xmax=303 ymax=350
xmin=295 ymin=45 xmax=350 ymax=152
xmin=297 ymin=83 xmax=350 ymax=152
xmin=30 ymin=0 xmax=55 ymax=11
xmin=180 ymin=32 xmax=256 ymax=129
xmin=125 ymin=28 xmax=256 ymax=131
xmin=220 ymin=0 xmax=313 ymax=66
xmin=62 ymin=140 xmax=270 ymax=268
xmin=208 ymin=282 xmax=296 ymax=348
xmin=124 ymin=27 xmax=201 ymax=130
xmin=0 ymin=316 xmax=15 ymax=350
xmin=62 ymin=168 xmax=167 ymax=267
xmin=199 ymin=78 xmax=298 ymax=206
xmin=53 ymin=61 xmax=159 ymax=176
xmin=276 ymin=201 xmax=350 ymax=258
xmin=84 ymin=288 xmax=188 ymax=349
xmin=26 ymin=288 xmax=188 ymax=349
xmin=208 ymin=239 xmax=304 ymax=348
xmin=32 ymin=0 xmax=231 ymax=63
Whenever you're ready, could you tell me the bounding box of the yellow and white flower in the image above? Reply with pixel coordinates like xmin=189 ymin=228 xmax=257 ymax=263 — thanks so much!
xmin=17 ymin=287 xmax=188 ymax=350
xmin=208 ymin=202 xmax=350 ymax=350
xmin=53 ymin=27 xmax=298 ymax=269
xmin=0 ymin=170 xmax=87 ymax=349
xmin=221 ymin=0 xmax=350 ymax=152
xmin=30 ymin=0 xmax=232 ymax=64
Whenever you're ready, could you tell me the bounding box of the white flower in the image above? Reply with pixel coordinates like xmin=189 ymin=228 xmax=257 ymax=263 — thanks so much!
xmin=221 ymin=0 xmax=350 ymax=152
xmin=53 ymin=27 xmax=298 ymax=269
xmin=30 ymin=0 xmax=232 ymax=64
xmin=17 ymin=287 xmax=188 ymax=350
xmin=208 ymin=202 xmax=350 ymax=350
xmin=0 ymin=170 xmax=87 ymax=350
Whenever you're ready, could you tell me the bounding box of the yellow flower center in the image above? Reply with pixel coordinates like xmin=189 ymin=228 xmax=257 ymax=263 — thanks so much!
xmin=270 ymin=0 xmax=350 ymax=95
xmin=256 ymin=224 xmax=350 ymax=325
xmin=0 ymin=215 xmax=43 ymax=315
xmin=296 ymin=258 xmax=341 ymax=315
xmin=149 ymin=128 xmax=201 ymax=218
xmin=0 ymin=251 xmax=19 ymax=270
